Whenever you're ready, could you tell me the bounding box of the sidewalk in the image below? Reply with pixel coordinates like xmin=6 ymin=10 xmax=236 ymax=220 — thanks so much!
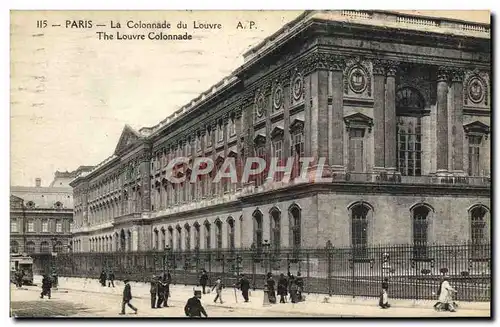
xmin=34 ymin=275 xmax=490 ymax=317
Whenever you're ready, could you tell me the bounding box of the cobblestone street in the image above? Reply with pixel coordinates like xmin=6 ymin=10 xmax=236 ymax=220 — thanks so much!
xmin=9 ymin=277 xmax=491 ymax=318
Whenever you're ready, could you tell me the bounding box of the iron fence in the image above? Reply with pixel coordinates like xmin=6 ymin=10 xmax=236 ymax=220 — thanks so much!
xmin=31 ymin=242 xmax=491 ymax=302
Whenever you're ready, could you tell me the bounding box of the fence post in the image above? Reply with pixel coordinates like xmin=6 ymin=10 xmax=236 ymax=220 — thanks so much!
xmin=326 ymin=241 xmax=333 ymax=297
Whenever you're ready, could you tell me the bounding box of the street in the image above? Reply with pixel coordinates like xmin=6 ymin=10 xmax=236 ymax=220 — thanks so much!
xmin=10 ymin=285 xmax=335 ymax=318
xmin=10 ymin=283 xmax=490 ymax=318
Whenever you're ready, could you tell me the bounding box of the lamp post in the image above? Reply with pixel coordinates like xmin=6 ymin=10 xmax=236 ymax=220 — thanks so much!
xmin=263 ymin=240 xmax=271 ymax=274
xmin=163 ymin=245 xmax=171 ymax=274
xmin=51 ymin=237 xmax=58 ymax=289
xmin=67 ymin=242 xmax=73 ymax=276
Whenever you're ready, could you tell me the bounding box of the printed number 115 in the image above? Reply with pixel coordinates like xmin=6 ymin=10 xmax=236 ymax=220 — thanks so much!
xmin=37 ymin=20 xmax=48 ymax=28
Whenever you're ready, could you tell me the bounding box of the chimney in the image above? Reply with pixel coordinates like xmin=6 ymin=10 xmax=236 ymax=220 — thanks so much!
xmin=35 ymin=178 xmax=41 ymax=187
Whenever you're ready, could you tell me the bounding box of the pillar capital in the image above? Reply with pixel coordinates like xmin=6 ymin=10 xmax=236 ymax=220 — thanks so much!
xmin=437 ymin=66 xmax=451 ymax=83
xmin=385 ymin=61 xmax=399 ymax=77
xmin=450 ymin=68 xmax=465 ymax=83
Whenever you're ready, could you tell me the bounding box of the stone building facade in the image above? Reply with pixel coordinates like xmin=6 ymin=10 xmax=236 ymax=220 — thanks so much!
xmin=10 ymin=167 xmax=93 ymax=254
xmin=70 ymin=11 xmax=491 ymax=258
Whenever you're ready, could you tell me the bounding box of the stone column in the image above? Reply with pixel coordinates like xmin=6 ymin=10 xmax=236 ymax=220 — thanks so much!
xmin=450 ymin=69 xmax=465 ymax=173
xmin=330 ymin=60 xmax=344 ymax=171
xmin=384 ymin=62 xmax=398 ymax=171
xmin=436 ymin=67 xmax=449 ymax=173
xmin=309 ymin=68 xmax=330 ymax=164
xmin=139 ymin=148 xmax=152 ymax=211
xmin=235 ymin=108 xmax=243 ymax=190
xmin=200 ymin=129 xmax=207 ymax=198
xmin=372 ymin=61 xmax=386 ymax=170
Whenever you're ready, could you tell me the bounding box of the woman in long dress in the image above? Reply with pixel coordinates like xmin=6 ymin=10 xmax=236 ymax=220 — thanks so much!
xmin=435 ymin=277 xmax=457 ymax=312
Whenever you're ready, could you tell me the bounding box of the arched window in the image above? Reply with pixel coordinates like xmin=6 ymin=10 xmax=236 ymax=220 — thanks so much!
xmin=127 ymin=230 xmax=132 ymax=252
xmin=270 ymin=207 xmax=281 ymax=252
xmin=253 ymin=210 xmax=263 ymax=251
xmin=204 ymin=221 xmax=211 ymax=250
xmin=176 ymin=225 xmax=182 ymax=250
xmin=470 ymin=205 xmax=489 ymax=258
xmin=227 ymin=218 xmax=235 ymax=250
xmin=153 ymin=228 xmax=159 ymax=250
xmin=161 ymin=227 xmax=166 ymax=250
xmin=120 ymin=230 xmax=126 ymax=251
xmin=185 ymin=224 xmax=191 ymax=251
xmin=412 ymin=205 xmax=431 ymax=259
xmin=396 ymin=87 xmax=425 ymax=176
xmin=26 ymin=241 xmax=35 ymax=253
xmin=194 ymin=222 xmax=201 ymax=250
xmin=55 ymin=241 xmax=64 ymax=253
xmin=168 ymin=226 xmax=173 ymax=249
xmin=350 ymin=202 xmax=371 ymax=258
xmin=40 ymin=241 xmax=50 ymax=253
xmin=10 ymin=240 xmax=19 ymax=254
xmin=289 ymin=204 xmax=301 ymax=250
xmin=215 ymin=219 xmax=223 ymax=250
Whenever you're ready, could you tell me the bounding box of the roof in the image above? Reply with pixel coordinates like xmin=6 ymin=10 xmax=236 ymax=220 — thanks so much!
xmin=11 ymin=186 xmax=73 ymax=210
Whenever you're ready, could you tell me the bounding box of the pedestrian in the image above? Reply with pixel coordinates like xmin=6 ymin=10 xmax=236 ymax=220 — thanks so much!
xmin=296 ymin=272 xmax=304 ymax=302
xmin=379 ymin=277 xmax=391 ymax=309
xmin=277 ymin=273 xmax=288 ymax=303
xmin=15 ymin=270 xmax=22 ymax=288
xmin=163 ymin=271 xmax=171 ymax=307
xmin=238 ymin=274 xmax=250 ymax=302
xmin=200 ymin=270 xmax=208 ymax=294
xmin=289 ymin=275 xmax=299 ymax=303
xmin=99 ymin=269 xmax=106 ymax=287
xmin=435 ymin=276 xmax=457 ymax=312
xmin=212 ymin=277 xmax=223 ymax=304
xmin=150 ymin=275 xmax=158 ymax=309
xmin=184 ymin=289 xmax=208 ymax=318
xmin=40 ymin=274 xmax=52 ymax=299
xmin=108 ymin=270 xmax=115 ymax=288
xmin=156 ymin=277 xmax=166 ymax=308
xmin=266 ymin=273 xmax=276 ymax=304
xmin=120 ymin=279 xmax=138 ymax=315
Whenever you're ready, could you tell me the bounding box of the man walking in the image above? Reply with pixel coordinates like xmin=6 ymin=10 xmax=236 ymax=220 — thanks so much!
xmin=238 ymin=274 xmax=250 ymax=302
xmin=212 ymin=277 xmax=223 ymax=304
xmin=162 ymin=271 xmax=171 ymax=307
xmin=108 ymin=270 xmax=115 ymax=288
xmin=200 ymin=270 xmax=208 ymax=294
xmin=184 ymin=289 xmax=208 ymax=318
xmin=277 ymin=273 xmax=288 ymax=303
xmin=156 ymin=277 xmax=166 ymax=308
xmin=120 ymin=279 xmax=138 ymax=315
xmin=99 ymin=269 xmax=107 ymax=287
xmin=150 ymin=275 xmax=158 ymax=309
xmin=40 ymin=274 xmax=52 ymax=299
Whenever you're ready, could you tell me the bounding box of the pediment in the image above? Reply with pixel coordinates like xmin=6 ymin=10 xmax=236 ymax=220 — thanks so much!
xmin=343 ymin=112 xmax=373 ymax=131
xmin=114 ymin=125 xmax=143 ymax=155
xmin=463 ymin=121 xmax=490 ymax=135
xmin=271 ymin=125 xmax=284 ymax=138
xmin=253 ymin=133 xmax=266 ymax=145
xmin=290 ymin=117 xmax=305 ymax=132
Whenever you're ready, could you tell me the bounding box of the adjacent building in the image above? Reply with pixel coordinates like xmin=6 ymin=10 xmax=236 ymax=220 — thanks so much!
xmin=70 ymin=10 xmax=491 ymax=257
xmin=10 ymin=167 xmax=93 ymax=254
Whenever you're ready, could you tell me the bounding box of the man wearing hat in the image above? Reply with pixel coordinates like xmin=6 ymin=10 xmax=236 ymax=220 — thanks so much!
xmin=184 ymin=289 xmax=208 ymax=318
xmin=120 ymin=279 xmax=138 ymax=315
xmin=150 ymin=275 xmax=158 ymax=309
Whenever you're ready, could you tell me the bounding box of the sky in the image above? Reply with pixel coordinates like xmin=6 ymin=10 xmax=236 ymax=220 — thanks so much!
xmin=10 ymin=10 xmax=490 ymax=187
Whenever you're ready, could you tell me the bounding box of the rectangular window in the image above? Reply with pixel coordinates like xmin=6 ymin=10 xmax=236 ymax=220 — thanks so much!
xmin=397 ymin=117 xmax=422 ymax=176
xmin=206 ymin=129 xmax=212 ymax=147
xmin=42 ymin=220 xmax=48 ymax=232
xmin=468 ymin=136 xmax=481 ymax=176
xmin=195 ymin=225 xmax=200 ymax=249
xmin=230 ymin=118 xmax=236 ymax=136
xmin=273 ymin=139 xmax=283 ymax=181
xmin=218 ymin=124 xmax=224 ymax=142
xmin=255 ymin=146 xmax=266 ymax=187
xmin=197 ymin=136 xmax=202 ymax=151
xmin=27 ymin=220 xmax=34 ymax=233
xmin=348 ymin=128 xmax=365 ymax=173
xmin=56 ymin=220 xmax=62 ymax=233
xmin=205 ymin=225 xmax=211 ymax=249
xmin=10 ymin=220 xmax=18 ymax=233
